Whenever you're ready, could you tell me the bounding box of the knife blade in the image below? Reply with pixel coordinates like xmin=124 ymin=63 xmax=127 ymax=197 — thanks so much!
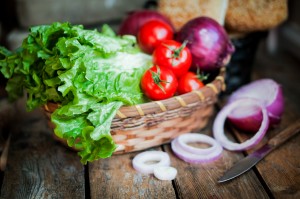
xmin=218 ymin=119 xmax=300 ymax=183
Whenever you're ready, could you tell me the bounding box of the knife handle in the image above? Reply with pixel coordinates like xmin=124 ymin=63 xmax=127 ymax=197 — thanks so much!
xmin=268 ymin=119 xmax=300 ymax=148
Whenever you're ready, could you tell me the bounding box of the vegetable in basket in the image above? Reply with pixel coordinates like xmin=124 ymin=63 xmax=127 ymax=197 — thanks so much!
xmin=176 ymin=16 xmax=234 ymax=72
xmin=141 ymin=65 xmax=178 ymax=101
xmin=0 ymin=22 xmax=152 ymax=164
xmin=152 ymin=40 xmax=192 ymax=79
xmin=137 ymin=20 xmax=174 ymax=54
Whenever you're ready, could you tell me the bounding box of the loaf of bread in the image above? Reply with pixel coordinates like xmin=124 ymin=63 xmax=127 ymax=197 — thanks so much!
xmin=225 ymin=0 xmax=288 ymax=32
xmin=158 ymin=0 xmax=288 ymax=33
xmin=200 ymin=0 xmax=228 ymax=24
xmin=158 ymin=0 xmax=228 ymax=31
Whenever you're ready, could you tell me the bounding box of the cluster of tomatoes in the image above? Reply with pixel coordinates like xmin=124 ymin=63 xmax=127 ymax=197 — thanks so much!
xmin=137 ymin=20 xmax=205 ymax=101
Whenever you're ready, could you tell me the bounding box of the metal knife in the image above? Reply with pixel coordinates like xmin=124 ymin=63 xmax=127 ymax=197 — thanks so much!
xmin=218 ymin=119 xmax=300 ymax=183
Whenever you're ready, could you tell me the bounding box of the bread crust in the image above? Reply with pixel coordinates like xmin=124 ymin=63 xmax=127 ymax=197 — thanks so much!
xmin=158 ymin=0 xmax=228 ymax=31
xmin=158 ymin=0 xmax=201 ymax=31
xmin=225 ymin=0 xmax=288 ymax=32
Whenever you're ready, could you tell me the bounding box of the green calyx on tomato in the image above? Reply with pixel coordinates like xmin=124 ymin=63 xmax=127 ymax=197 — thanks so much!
xmin=195 ymin=68 xmax=209 ymax=81
xmin=141 ymin=65 xmax=178 ymax=101
xmin=168 ymin=40 xmax=189 ymax=65
xmin=149 ymin=65 xmax=169 ymax=94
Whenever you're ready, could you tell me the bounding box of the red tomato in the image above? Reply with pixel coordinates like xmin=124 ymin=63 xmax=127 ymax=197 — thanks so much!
xmin=137 ymin=20 xmax=173 ymax=54
xmin=141 ymin=65 xmax=178 ymax=100
xmin=177 ymin=72 xmax=205 ymax=94
xmin=153 ymin=40 xmax=192 ymax=78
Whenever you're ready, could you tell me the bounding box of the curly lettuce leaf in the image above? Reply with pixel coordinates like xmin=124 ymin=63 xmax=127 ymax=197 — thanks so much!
xmin=0 ymin=22 xmax=151 ymax=164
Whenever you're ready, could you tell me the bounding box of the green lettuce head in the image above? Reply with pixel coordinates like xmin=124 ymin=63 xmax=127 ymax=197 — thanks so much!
xmin=0 ymin=22 xmax=152 ymax=164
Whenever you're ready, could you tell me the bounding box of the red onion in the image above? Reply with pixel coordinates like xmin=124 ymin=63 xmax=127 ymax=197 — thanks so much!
xmin=132 ymin=151 xmax=170 ymax=174
xmin=171 ymin=134 xmax=223 ymax=163
xmin=213 ymin=98 xmax=270 ymax=151
xmin=118 ymin=10 xmax=174 ymax=37
xmin=228 ymin=79 xmax=284 ymax=132
xmin=176 ymin=17 xmax=234 ymax=72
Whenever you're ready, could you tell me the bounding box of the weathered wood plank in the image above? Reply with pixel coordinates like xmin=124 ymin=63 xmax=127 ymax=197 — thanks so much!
xmin=257 ymin=125 xmax=300 ymax=199
xmin=164 ymin=123 xmax=269 ymax=199
xmin=89 ymin=147 xmax=176 ymax=199
xmin=230 ymin=111 xmax=300 ymax=199
xmin=231 ymin=44 xmax=300 ymax=198
xmin=0 ymin=103 xmax=85 ymax=199
xmin=165 ymin=147 xmax=269 ymax=199
xmin=88 ymin=109 xmax=268 ymax=199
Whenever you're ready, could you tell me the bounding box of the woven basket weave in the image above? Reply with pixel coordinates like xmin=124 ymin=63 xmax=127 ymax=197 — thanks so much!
xmin=43 ymin=67 xmax=226 ymax=154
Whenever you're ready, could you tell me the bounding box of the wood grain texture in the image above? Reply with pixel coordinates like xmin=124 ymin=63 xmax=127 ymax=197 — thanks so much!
xmin=230 ymin=115 xmax=300 ymax=199
xmin=164 ymin=127 xmax=269 ymax=199
xmin=88 ymin=147 xmax=176 ymax=199
xmin=252 ymin=104 xmax=300 ymax=199
xmin=0 ymin=107 xmax=85 ymax=199
xmin=232 ymin=44 xmax=300 ymax=198
xmin=267 ymin=119 xmax=300 ymax=147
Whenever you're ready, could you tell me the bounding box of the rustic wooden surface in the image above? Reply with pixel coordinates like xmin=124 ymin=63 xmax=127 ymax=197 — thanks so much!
xmin=0 ymin=103 xmax=86 ymax=199
xmin=0 ymin=40 xmax=300 ymax=199
xmin=89 ymin=147 xmax=177 ymax=198
xmin=249 ymin=46 xmax=300 ymax=199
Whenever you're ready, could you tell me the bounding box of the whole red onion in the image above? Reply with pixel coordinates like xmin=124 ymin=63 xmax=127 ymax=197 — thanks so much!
xmin=176 ymin=17 xmax=234 ymax=72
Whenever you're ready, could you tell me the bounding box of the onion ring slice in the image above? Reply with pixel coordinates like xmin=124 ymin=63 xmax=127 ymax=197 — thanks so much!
xmin=153 ymin=166 xmax=177 ymax=181
xmin=213 ymin=98 xmax=270 ymax=151
xmin=171 ymin=134 xmax=223 ymax=163
xmin=132 ymin=151 xmax=170 ymax=174
xmin=177 ymin=133 xmax=221 ymax=155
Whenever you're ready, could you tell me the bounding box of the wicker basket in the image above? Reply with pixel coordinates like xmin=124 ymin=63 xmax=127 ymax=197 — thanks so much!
xmin=43 ymin=67 xmax=226 ymax=154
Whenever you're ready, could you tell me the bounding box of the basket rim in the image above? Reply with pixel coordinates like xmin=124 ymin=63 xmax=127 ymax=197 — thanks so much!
xmin=44 ymin=67 xmax=226 ymax=119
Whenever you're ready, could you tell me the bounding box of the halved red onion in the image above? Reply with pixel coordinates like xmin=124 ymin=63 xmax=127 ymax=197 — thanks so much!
xmin=132 ymin=151 xmax=170 ymax=174
xmin=171 ymin=134 xmax=223 ymax=163
xmin=213 ymin=98 xmax=270 ymax=151
xmin=153 ymin=166 xmax=177 ymax=181
xmin=228 ymin=79 xmax=284 ymax=132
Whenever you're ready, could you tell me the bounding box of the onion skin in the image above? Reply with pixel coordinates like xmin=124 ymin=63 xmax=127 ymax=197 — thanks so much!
xmin=228 ymin=79 xmax=284 ymax=132
xmin=228 ymin=110 xmax=263 ymax=133
xmin=266 ymin=84 xmax=284 ymax=124
xmin=118 ymin=10 xmax=174 ymax=37
xmin=176 ymin=17 xmax=234 ymax=72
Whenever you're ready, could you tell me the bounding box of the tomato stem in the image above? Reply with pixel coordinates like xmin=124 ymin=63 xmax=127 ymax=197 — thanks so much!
xmin=196 ymin=68 xmax=209 ymax=81
xmin=150 ymin=66 xmax=168 ymax=94
xmin=163 ymin=40 xmax=189 ymax=67
xmin=173 ymin=40 xmax=188 ymax=58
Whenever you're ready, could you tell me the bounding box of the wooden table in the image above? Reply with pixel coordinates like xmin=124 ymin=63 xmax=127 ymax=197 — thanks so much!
xmin=0 ymin=41 xmax=299 ymax=199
